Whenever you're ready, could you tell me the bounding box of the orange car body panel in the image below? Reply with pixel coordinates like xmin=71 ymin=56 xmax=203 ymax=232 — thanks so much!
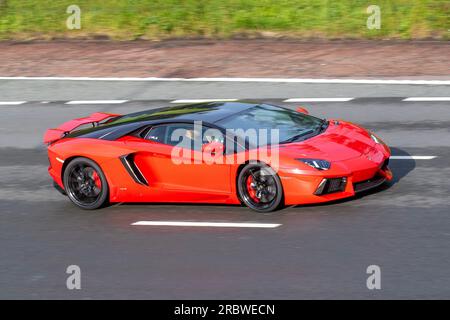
xmin=47 ymin=118 xmax=392 ymax=206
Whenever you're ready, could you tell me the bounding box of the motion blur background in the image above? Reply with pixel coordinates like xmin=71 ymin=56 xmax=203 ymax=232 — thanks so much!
xmin=1 ymin=0 xmax=450 ymax=299
xmin=0 ymin=0 xmax=448 ymax=40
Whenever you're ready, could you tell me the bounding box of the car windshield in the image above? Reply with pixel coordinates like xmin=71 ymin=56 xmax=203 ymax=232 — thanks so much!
xmin=216 ymin=104 xmax=324 ymax=147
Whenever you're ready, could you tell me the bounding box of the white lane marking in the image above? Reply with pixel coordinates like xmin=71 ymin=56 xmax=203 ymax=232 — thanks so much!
xmin=0 ymin=77 xmax=449 ymax=85
xmin=131 ymin=221 xmax=281 ymax=228
xmin=390 ymin=156 xmax=436 ymax=160
xmin=65 ymin=100 xmax=128 ymax=104
xmin=0 ymin=101 xmax=26 ymax=105
xmin=403 ymin=97 xmax=450 ymax=102
xmin=284 ymin=98 xmax=353 ymax=102
xmin=171 ymin=99 xmax=238 ymax=103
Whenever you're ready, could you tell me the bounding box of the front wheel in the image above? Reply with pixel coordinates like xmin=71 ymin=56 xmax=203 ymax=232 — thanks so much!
xmin=63 ymin=157 xmax=109 ymax=210
xmin=237 ymin=163 xmax=284 ymax=213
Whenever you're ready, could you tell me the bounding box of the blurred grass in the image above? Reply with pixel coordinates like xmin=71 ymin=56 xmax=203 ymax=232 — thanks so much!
xmin=0 ymin=0 xmax=448 ymax=40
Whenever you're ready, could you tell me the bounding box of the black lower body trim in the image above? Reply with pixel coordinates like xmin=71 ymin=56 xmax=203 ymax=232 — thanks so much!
xmin=53 ymin=181 xmax=67 ymax=195
xmin=353 ymin=175 xmax=386 ymax=193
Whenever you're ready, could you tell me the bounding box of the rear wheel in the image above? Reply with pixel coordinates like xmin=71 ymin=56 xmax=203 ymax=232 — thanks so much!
xmin=237 ymin=163 xmax=283 ymax=213
xmin=63 ymin=157 xmax=109 ymax=210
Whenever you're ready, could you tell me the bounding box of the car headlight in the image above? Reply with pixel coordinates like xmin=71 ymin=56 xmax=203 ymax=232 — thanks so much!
xmin=297 ymin=158 xmax=331 ymax=170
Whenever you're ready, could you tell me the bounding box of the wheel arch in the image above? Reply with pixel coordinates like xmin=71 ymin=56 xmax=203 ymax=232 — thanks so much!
xmin=61 ymin=156 xmax=112 ymax=192
xmin=60 ymin=155 xmax=80 ymax=178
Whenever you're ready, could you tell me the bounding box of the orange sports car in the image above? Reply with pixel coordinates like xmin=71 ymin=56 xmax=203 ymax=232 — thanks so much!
xmin=44 ymin=102 xmax=392 ymax=213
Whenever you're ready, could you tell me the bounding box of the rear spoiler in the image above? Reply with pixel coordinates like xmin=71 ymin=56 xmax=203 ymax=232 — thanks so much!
xmin=43 ymin=112 xmax=121 ymax=144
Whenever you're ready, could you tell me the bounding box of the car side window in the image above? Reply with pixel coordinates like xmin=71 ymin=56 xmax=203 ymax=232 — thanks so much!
xmin=144 ymin=123 xmax=231 ymax=152
xmin=166 ymin=123 xmax=223 ymax=151
xmin=144 ymin=125 xmax=167 ymax=143
xmin=166 ymin=123 xmax=197 ymax=149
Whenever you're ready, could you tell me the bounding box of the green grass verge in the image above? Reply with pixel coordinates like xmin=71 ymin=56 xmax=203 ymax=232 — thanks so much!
xmin=0 ymin=0 xmax=448 ymax=40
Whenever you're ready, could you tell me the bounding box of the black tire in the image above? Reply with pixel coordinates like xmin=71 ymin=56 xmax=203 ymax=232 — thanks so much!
xmin=237 ymin=163 xmax=284 ymax=213
xmin=63 ymin=157 xmax=109 ymax=210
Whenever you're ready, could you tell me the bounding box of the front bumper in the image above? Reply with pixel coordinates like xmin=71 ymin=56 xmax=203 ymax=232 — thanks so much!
xmin=281 ymin=155 xmax=393 ymax=206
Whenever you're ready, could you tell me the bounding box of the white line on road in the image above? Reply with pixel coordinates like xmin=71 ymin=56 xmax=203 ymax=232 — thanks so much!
xmin=403 ymin=97 xmax=450 ymax=102
xmin=1 ymin=77 xmax=449 ymax=85
xmin=65 ymin=100 xmax=128 ymax=105
xmin=284 ymin=98 xmax=354 ymax=102
xmin=0 ymin=101 xmax=26 ymax=105
xmin=171 ymin=99 xmax=239 ymax=103
xmin=390 ymin=156 xmax=436 ymax=160
xmin=131 ymin=221 xmax=281 ymax=228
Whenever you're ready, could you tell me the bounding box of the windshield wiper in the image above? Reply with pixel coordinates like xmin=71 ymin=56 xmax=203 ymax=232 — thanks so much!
xmin=281 ymin=129 xmax=315 ymax=144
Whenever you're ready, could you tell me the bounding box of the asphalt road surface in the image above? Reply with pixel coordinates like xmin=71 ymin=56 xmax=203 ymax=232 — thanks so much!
xmin=1 ymin=80 xmax=449 ymax=299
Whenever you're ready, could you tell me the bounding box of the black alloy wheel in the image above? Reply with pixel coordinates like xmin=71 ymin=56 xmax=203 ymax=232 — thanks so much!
xmin=237 ymin=163 xmax=283 ymax=213
xmin=63 ymin=157 xmax=109 ymax=210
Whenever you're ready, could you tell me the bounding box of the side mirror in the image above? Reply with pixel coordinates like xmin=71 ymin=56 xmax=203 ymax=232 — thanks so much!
xmin=202 ymin=142 xmax=225 ymax=157
xmin=296 ymin=106 xmax=309 ymax=115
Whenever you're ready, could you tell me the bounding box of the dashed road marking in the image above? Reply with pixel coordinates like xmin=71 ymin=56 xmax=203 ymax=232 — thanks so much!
xmin=171 ymin=99 xmax=239 ymax=104
xmin=131 ymin=221 xmax=281 ymax=228
xmin=65 ymin=100 xmax=128 ymax=105
xmin=0 ymin=101 xmax=27 ymax=105
xmin=1 ymin=98 xmax=450 ymax=105
xmin=403 ymin=97 xmax=450 ymax=102
xmin=284 ymin=98 xmax=354 ymax=102
xmin=390 ymin=156 xmax=436 ymax=160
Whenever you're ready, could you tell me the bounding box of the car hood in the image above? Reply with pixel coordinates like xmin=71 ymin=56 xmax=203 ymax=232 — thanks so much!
xmin=279 ymin=120 xmax=376 ymax=161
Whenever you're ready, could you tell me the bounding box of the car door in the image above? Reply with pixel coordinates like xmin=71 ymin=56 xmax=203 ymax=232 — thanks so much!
xmin=133 ymin=122 xmax=232 ymax=200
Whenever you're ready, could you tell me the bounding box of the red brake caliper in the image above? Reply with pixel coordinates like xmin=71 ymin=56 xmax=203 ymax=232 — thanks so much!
xmin=246 ymin=175 xmax=259 ymax=203
xmin=92 ymin=171 xmax=102 ymax=189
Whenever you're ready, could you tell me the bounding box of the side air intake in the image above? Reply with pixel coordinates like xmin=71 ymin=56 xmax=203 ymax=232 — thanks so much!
xmin=119 ymin=154 xmax=149 ymax=186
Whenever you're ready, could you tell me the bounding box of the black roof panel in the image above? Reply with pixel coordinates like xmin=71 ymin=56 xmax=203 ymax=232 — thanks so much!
xmin=67 ymin=101 xmax=257 ymax=139
xmin=112 ymin=101 xmax=257 ymax=124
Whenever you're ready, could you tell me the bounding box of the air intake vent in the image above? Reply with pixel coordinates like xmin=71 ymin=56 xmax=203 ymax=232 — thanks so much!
xmin=353 ymin=175 xmax=385 ymax=193
xmin=314 ymin=177 xmax=347 ymax=195
xmin=120 ymin=154 xmax=148 ymax=186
